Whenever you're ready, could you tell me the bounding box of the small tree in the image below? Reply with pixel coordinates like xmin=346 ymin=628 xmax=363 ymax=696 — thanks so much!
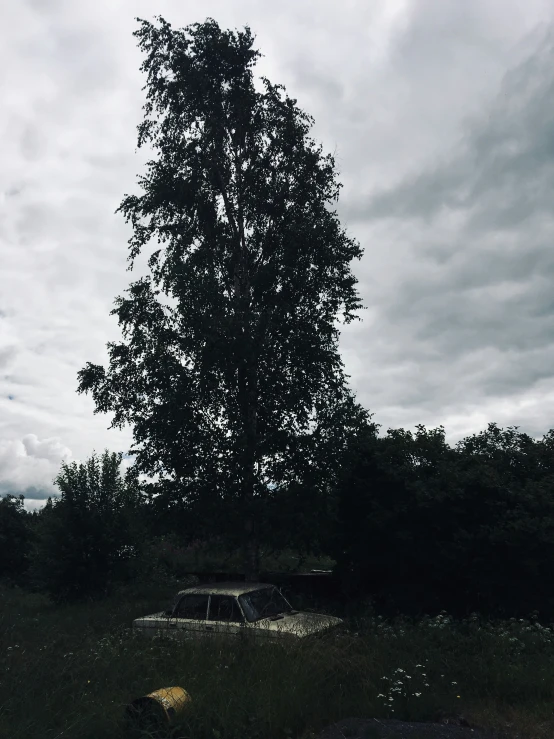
xmin=30 ymin=450 xmax=145 ymax=602
xmin=0 ymin=494 xmax=31 ymax=585
xmin=77 ymin=15 xmax=371 ymax=580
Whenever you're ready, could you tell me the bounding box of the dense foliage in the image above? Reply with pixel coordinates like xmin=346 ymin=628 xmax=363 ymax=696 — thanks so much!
xmin=24 ymin=450 xmax=147 ymax=602
xmin=3 ymin=422 xmax=554 ymax=623
xmin=330 ymin=423 xmax=554 ymax=621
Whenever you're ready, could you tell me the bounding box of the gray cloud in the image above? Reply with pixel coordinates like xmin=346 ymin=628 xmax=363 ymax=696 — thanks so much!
xmin=21 ymin=433 xmax=72 ymax=462
xmin=323 ymin=20 xmax=554 ymax=442
xmin=0 ymin=345 xmax=18 ymax=370
xmin=0 ymin=484 xmax=58 ymax=501
xmin=0 ymin=435 xmax=71 ymax=501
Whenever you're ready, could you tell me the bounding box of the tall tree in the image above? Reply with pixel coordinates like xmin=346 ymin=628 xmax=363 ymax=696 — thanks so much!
xmin=77 ymin=15 xmax=371 ymax=581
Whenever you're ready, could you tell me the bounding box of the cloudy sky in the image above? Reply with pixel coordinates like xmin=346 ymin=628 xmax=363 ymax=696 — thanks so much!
xmin=2 ymin=0 xmax=554 ymax=508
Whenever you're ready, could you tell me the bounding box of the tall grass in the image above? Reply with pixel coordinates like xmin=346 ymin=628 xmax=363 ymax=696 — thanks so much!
xmin=2 ymin=582 xmax=554 ymax=739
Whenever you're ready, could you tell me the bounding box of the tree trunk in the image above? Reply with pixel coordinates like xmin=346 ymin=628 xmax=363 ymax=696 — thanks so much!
xmin=233 ymin=186 xmax=260 ymax=582
xmin=241 ymin=365 xmax=260 ymax=581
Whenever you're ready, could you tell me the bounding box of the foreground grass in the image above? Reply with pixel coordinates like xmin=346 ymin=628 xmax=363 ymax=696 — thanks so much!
xmin=2 ymin=583 xmax=554 ymax=739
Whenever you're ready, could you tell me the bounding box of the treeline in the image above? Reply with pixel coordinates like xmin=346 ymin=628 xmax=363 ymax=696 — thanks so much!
xmin=3 ymin=420 xmax=554 ymax=622
xmin=330 ymin=421 xmax=554 ymax=621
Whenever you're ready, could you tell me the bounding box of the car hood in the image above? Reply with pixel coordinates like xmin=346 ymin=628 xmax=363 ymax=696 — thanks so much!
xmin=133 ymin=612 xmax=168 ymax=628
xmin=255 ymin=611 xmax=343 ymax=638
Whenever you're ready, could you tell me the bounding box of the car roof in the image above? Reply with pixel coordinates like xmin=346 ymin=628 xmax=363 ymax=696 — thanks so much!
xmin=176 ymin=581 xmax=275 ymax=597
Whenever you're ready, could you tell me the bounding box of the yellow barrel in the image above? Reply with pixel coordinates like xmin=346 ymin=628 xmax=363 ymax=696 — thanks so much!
xmin=125 ymin=686 xmax=191 ymax=733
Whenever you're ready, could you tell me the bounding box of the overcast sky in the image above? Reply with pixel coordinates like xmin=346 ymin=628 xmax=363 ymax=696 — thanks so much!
xmin=2 ymin=0 xmax=554 ymax=508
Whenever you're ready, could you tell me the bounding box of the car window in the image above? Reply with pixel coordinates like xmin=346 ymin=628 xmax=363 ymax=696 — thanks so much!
xmin=208 ymin=595 xmax=244 ymax=623
xmin=166 ymin=591 xmax=182 ymax=615
xmin=174 ymin=594 xmax=209 ymax=620
xmin=239 ymin=587 xmax=292 ymax=622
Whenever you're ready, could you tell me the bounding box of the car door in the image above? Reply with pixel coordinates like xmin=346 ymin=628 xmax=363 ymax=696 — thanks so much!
xmin=205 ymin=595 xmax=245 ymax=639
xmin=171 ymin=594 xmax=209 ymax=640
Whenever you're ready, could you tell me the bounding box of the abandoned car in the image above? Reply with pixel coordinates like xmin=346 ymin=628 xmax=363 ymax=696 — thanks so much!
xmin=132 ymin=581 xmax=343 ymax=642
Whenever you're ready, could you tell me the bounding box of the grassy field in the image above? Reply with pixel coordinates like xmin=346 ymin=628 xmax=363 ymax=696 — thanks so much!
xmin=2 ymin=578 xmax=554 ymax=739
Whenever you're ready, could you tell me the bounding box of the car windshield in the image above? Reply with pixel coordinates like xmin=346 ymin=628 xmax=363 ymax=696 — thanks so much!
xmin=238 ymin=587 xmax=293 ymax=622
